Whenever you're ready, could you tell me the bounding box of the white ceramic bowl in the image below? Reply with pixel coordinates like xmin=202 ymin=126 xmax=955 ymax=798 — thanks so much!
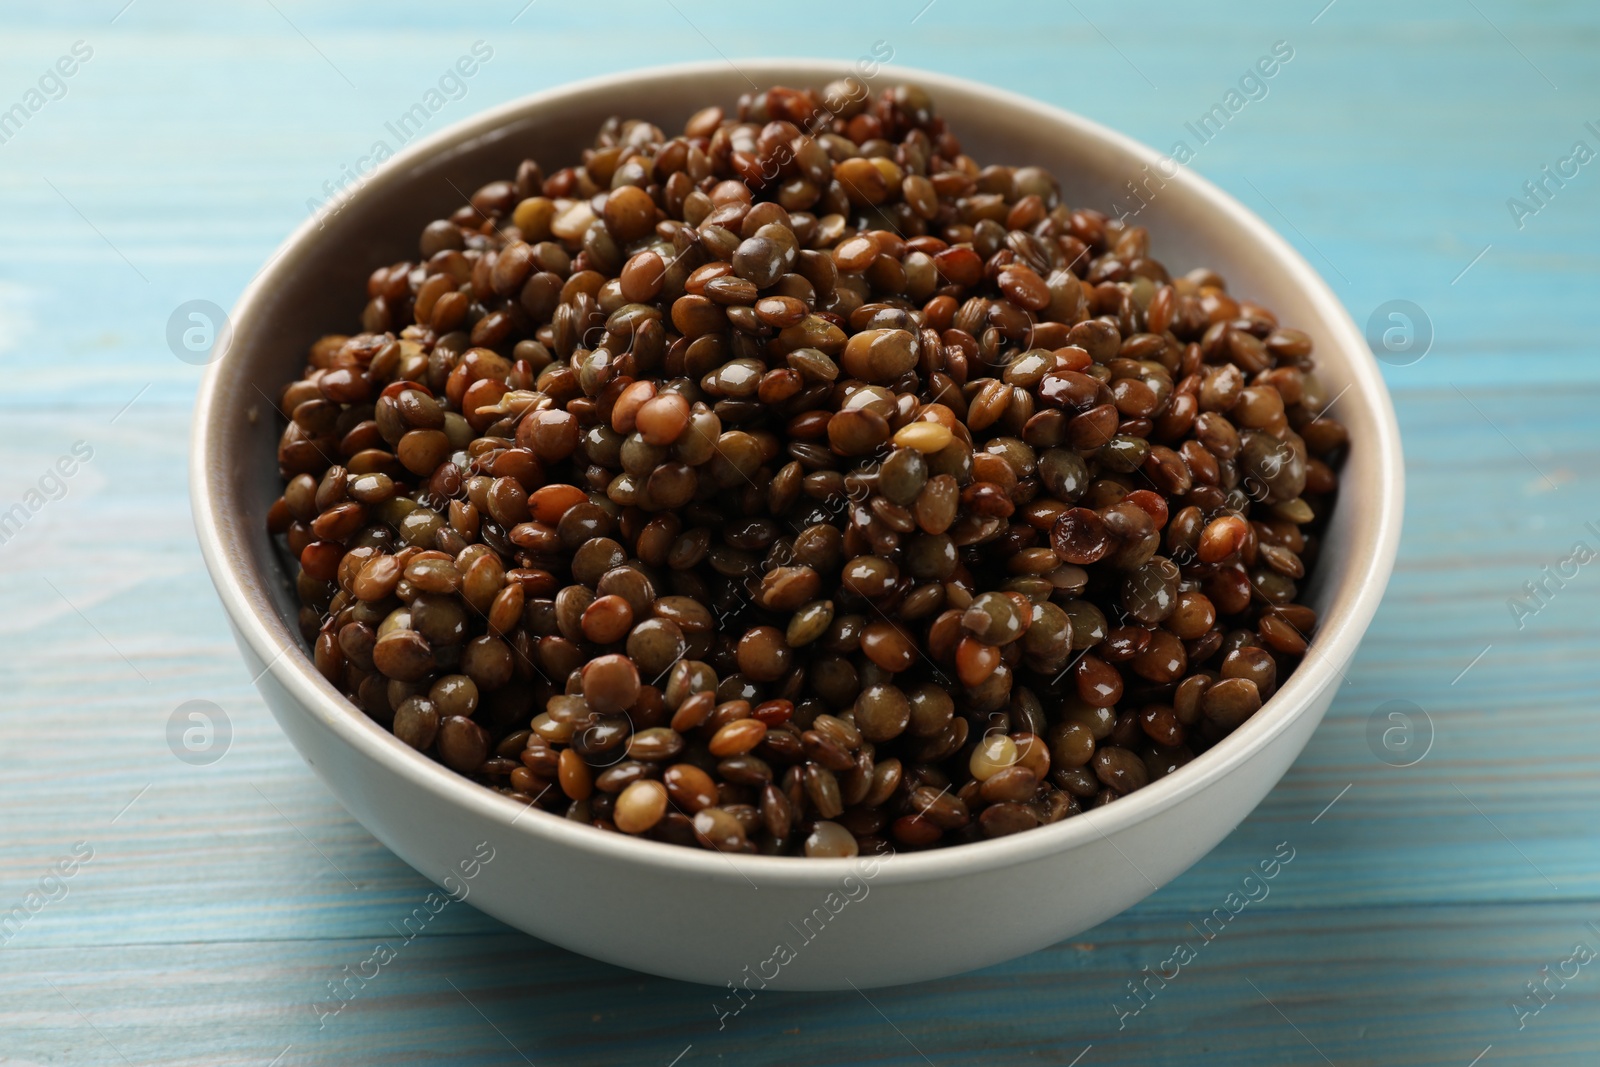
xmin=191 ymin=59 xmax=1403 ymax=990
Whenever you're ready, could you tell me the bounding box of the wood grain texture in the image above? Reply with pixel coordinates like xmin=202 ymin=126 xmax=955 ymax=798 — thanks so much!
xmin=2 ymin=1 xmax=1598 ymax=1063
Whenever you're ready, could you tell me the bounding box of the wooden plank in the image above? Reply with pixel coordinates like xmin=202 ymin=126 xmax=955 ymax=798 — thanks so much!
xmin=2 ymin=905 xmax=1598 ymax=1065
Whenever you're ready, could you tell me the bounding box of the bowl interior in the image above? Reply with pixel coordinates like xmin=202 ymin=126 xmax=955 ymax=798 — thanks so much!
xmin=196 ymin=59 xmax=1402 ymax=881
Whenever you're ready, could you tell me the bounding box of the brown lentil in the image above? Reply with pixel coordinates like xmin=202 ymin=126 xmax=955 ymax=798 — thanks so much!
xmin=614 ymin=778 xmax=669 ymax=834
xmin=271 ymin=80 xmax=1345 ymax=857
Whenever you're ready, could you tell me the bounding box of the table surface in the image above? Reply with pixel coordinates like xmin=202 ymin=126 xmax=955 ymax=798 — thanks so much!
xmin=3 ymin=1 xmax=1598 ymax=1064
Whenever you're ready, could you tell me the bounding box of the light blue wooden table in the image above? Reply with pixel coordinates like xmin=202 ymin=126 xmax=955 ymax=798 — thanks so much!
xmin=2 ymin=1 xmax=1597 ymax=1063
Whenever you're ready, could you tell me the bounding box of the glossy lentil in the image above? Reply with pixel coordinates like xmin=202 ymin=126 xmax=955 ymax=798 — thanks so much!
xmin=271 ymin=80 xmax=1345 ymax=857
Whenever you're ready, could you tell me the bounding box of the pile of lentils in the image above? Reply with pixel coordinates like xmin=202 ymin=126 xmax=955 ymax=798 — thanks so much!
xmin=269 ymin=80 xmax=1346 ymax=858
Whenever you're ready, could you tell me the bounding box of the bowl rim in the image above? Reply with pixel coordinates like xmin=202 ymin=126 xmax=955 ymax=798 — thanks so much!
xmin=191 ymin=57 xmax=1404 ymax=888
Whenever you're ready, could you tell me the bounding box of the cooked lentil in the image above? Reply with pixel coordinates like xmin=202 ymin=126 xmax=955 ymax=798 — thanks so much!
xmin=270 ymin=80 xmax=1345 ymax=857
